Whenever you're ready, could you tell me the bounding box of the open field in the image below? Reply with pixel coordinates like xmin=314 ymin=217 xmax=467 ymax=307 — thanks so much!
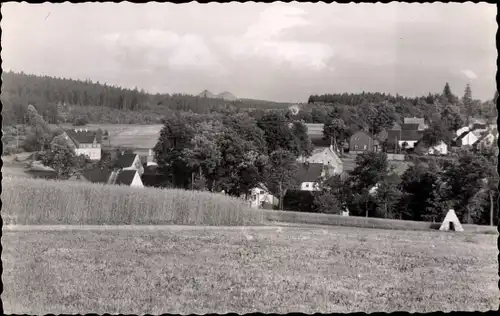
xmin=51 ymin=123 xmax=163 ymax=150
xmin=2 ymin=225 xmax=496 ymax=314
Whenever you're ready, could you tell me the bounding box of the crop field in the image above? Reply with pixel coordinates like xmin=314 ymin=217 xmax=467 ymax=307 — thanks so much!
xmin=2 ymin=225 xmax=497 ymax=314
xmin=2 ymin=176 xmax=263 ymax=226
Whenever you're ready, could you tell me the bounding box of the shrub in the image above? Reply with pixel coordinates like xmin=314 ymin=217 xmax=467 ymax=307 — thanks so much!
xmin=2 ymin=177 xmax=266 ymax=226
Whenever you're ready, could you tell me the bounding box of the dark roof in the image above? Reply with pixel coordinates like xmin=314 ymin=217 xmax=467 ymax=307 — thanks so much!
xmin=471 ymin=123 xmax=487 ymax=130
xmin=81 ymin=167 xmax=112 ymax=184
xmin=65 ymin=129 xmax=97 ymax=145
xmin=115 ymin=170 xmax=137 ymax=186
xmin=387 ymin=130 xmax=423 ymax=142
xmin=350 ymin=129 xmax=375 ymax=139
xmin=116 ymin=153 xmax=137 ymax=168
xmin=296 ymin=163 xmax=323 ymax=183
xmin=456 ymin=130 xmax=471 ymax=141
xmin=400 ymin=123 xmax=420 ymax=131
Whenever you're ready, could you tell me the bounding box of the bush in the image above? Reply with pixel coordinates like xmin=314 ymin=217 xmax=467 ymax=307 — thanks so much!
xmin=2 ymin=176 xmax=266 ymax=226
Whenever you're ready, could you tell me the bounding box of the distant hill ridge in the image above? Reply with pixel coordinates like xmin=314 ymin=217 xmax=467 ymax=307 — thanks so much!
xmin=198 ymin=90 xmax=237 ymax=101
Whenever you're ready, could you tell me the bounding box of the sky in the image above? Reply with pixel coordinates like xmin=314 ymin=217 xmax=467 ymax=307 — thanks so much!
xmin=1 ymin=2 xmax=497 ymax=103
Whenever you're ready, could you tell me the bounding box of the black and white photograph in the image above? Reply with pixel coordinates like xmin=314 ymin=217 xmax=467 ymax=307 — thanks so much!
xmin=1 ymin=1 xmax=498 ymax=314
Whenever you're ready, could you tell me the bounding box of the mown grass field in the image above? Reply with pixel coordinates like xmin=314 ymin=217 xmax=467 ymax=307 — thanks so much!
xmin=51 ymin=123 xmax=163 ymax=149
xmin=2 ymin=225 xmax=497 ymax=314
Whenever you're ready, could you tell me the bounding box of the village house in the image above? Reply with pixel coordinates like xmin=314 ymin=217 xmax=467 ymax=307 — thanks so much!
xmin=244 ymin=183 xmax=279 ymax=209
xmin=70 ymin=166 xmax=144 ymax=188
xmin=349 ymin=130 xmax=379 ymax=154
xmin=52 ymin=129 xmax=102 ymax=161
xmin=454 ymin=130 xmax=479 ymax=147
xmin=403 ymin=117 xmax=428 ymax=131
xmin=472 ymin=132 xmax=497 ymax=152
xmin=415 ymin=140 xmax=448 ymax=156
xmin=296 ymin=162 xmax=325 ymax=192
xmin=116 ymin=152 xmax=144 ymax=175
xmin=387 ymin=129 xmax=423 ymax=150
xmin=297 ymin=146 xmax=343 ymax=175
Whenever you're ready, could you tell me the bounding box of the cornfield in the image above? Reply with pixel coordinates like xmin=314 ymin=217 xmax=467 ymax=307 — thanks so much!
xmin=1 ymin=176 xmax=266 ymax=226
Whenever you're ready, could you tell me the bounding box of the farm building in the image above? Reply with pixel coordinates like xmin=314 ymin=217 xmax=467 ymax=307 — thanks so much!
xmin=116 ymin=152 xmax=144 ymax=175
xmin=297 ymin=146 xmax=343 ymax=175
xmin=296 ymin=162 xmax=325 ymax=192
xmin=387 ymin=130 xmax=423 ymax=150
xmin=52 ymin=129 xmax=102 ymax=161
xmin=349 ymin=130 xmax=378 ymax=153
xmin=244 ymin=183 xmax=279 ymax=209
xmin=403 ymin=117 xmax=428 ymax=131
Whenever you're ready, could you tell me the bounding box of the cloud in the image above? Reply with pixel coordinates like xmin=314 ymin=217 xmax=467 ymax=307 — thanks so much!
xmin=101 ymin=29 xmax=226 ymax=73
xmin=461 ymin=69 xmax=478 ymax=80
xmin=215 ymin=5 xmax=334 ymax=71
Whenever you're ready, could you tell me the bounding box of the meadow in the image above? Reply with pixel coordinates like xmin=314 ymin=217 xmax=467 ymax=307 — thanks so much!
xmin=2 ymin=225 xmax=497 ymax=314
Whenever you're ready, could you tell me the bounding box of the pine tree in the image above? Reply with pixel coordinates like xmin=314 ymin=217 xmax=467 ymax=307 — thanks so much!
xmin=462 ymin=84 xmax=473 ymax=126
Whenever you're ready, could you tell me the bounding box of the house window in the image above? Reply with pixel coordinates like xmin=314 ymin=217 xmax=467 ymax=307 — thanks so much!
xmin=259 ymin=190 xmax=264 ymax=194
xmin=305 ymin=183 xmax=309 ymax=188
xmin=354 ymin=145 xmax=359 ymax=149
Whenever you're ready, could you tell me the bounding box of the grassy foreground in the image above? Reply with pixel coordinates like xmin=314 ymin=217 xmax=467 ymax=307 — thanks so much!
xmin=2 ymin=176 xmax=264 ymax=226
xmin=2 ymin=225 xmax=496 ymax=314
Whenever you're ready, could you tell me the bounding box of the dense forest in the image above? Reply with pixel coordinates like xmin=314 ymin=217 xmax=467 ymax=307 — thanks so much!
xmin=1 ymin=71 xmax=291 ymax=126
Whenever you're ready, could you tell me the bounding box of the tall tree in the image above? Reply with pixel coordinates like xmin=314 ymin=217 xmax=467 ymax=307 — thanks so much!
xmin=443 ymin=150 xmax=490 ymax=224
xmin=265 ymin=149 xmax=300 ymax=210
xmin=323 ymin=118 xmax=347 ymax=153
xmin=462 ymin=83 xmax=473 ymax=126
xmin=34 ymin=144 xmax=94 ymax=179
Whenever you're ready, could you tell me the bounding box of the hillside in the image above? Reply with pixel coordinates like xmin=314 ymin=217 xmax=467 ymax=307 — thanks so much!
xmin=1 ymin=71 xmax=290 ymax=126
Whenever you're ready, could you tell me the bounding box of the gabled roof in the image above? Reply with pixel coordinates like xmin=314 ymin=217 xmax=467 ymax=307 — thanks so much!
xmin=350 ymin=129 xmax=375 ymax=139
xmin=116 ymin=153 xmax=138 ymax=168
xmin=400 ymin=123 xmax=419 ymax=131
xmin=81 ymin=167 xmax=112 ymax=184
xmin=115 ymin=170 xmax=138 ymax=186
xmin=296 ymin=163 xmax=323 ymax=183
xmin=404 ymin=117 xmax=425 ymax=124
xmin=471 ymin=123 xmax=488 ymax=130
xmin=387 ymin=130 xmax=423 ymax=142
xmin=65 ymin=129 xmax=98 ymax=145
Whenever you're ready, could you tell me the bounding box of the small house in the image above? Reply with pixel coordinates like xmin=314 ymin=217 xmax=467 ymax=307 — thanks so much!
xmin=245 ymin=183 xmax=279 ymax=209
xmin=297 ymin=146 xmax=343 ymax=175
xmin=473 ymin=132 xmax=497 ymax=152
xmin=349 ymin=130 xmax=377 ymax=154
xmin=113 ymin=169 xmax=144 ymax=188
xmin=454 ymin=130 xmax=479 ymax=147
xmin=116 ymin=152 xmax=144 ymax=175
xmin=296 ymin=163 xmax=325 ymax=191
xmin=387 ymin=129 xmax=423 ymax=150
xmin=54 ymin=129 xmax=102 ymax=161
xmin=403 ymin=117 xmax=428 ymax=131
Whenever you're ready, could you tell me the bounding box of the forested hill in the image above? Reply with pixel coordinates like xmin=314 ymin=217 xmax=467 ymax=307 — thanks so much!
xmin=0 ymin=71 xmax=291 ymax=126
xmin=1 ymin=71 xmax=495 ymax=127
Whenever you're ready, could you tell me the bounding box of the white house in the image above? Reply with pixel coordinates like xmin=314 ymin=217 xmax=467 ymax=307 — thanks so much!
xmin=428 ymin=141 xmax=448 ymax=155
xmin=296 ymin=163 xmax=325 ymax=192
xmin=245 ymin=184 xmax=279 ymax=209
xmin=147 ymin=149 xmax=158 ymax=166
xmin=53 ymin=129 xmax=102 ymax=161
xmin=297 ymin=146 xmax=343 ymax=175
xmin=455 ymin=131 xmax=479 ymax=147
xmin=455 ymin=126 xmax=470 ymax=138
xmin=473 ymin=132 xmax=497 ymax=151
